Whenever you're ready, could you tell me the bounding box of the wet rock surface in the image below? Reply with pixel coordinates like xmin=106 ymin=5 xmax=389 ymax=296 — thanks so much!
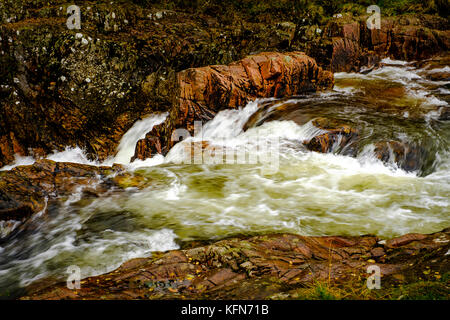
xmin=132 ymin=122 xmax=168 ymax=161
xmin=373 ymin=141 xmax=429 ymax=173
xmin=176 ymin=52 xmax=333 ymax=132
xmin=132 ymin=51 xmax=333 ymax=161
xmin=0 ymin=0 xmax=319 ymax=167
xmin=306 ymin=15 xmax=450 ymax=73
xmin=304 ymin=117 xmax=359 ymax=155
xmin=0 ymin=159 xmax=151 ymax=236
xmin=20 ymin=228 xmax=450 ymax=300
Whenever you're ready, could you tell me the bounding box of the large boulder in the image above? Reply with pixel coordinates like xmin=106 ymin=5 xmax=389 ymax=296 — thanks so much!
xmin=176 ymin=51 xmax=333 ymax=131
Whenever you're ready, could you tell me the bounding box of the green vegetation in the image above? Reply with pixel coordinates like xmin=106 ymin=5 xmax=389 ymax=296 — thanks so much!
xmin=277 ymin=272 xmax=450 ymax=300
xmin=131 ymin=0 xmax=449 ymax=19
xmin=1 ymin=0 xmax=448 ymax=25
xmin=1 ymin=0 xmax=447 ymax=27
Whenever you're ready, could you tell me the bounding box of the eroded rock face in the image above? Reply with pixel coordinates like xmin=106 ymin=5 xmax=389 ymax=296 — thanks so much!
xmin=177 ymin=52 xmax=333 ymax=132
xmin=20 ymin=228 xmax=450 ymax=300
xmin=296 ymin=13 xmax=450 ymax=72
xmin=131 ymin=122 xmax=172 ymax=162
xmin=132 ymin=52 xmax=334 ymax=161
xmin=302 ymin=15 xmax=450 ymax=73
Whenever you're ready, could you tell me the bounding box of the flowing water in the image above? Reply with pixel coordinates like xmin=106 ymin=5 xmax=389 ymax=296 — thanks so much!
xmin=0 ymin=58 xmax=449 ymax=298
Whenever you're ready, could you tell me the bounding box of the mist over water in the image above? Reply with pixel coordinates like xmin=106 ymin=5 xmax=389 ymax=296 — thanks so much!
xmin=0 ymin=59 xmax=448 ymax=297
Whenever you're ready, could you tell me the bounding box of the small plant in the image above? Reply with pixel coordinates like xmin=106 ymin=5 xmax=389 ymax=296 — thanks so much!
xmin=315 ymin=283 xmax=338 ymax=300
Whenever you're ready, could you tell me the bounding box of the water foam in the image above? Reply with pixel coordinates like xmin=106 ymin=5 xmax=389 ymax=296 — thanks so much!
xmin=113 ymin=113 xmax=168 ymax=164
xmin=47 ymin=146 xmax=100 ymax=165
xmin=0 ymin=154 xmax=35 ymax=171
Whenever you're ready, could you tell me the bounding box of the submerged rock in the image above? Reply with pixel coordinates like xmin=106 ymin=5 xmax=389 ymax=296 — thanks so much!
xmin=243 ymin=99 xmax=360 ymax=157
xmin=439 ymin=107 xmax=450 ymax=121
xmin=132 ymin=123 xmax=167 ymax=161
xmin=20 ymin=228 xmax=450 ymax=300
xmin=304 ymin=117 xmax=359 ymax=155
xmin=373 ymin=141 xmax=429 ymax=173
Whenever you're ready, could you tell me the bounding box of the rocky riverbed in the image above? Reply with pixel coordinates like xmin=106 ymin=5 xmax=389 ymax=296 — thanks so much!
xmin=20 ymin=229 xmax=450 ymax=300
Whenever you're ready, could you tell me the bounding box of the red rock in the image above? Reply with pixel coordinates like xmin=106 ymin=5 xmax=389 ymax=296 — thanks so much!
xmin=177 ymin=52 xmax=333 ymax=132
xmin=385 ymin=233 xmax=427 ymax=248
xmin=371 ymin=247 xmax=386 ymax=258
xmin=0 ymin=160 xmax=152 ymax=236
xmin=326 ymin=15 xmax=450 ymax=72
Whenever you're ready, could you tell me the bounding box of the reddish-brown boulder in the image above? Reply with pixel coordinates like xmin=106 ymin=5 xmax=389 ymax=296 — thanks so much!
xmin=132 ymin=123 xmax=166 ymax=162
xmin=0 ymin=160 xmax=118 ymax=220
xmin=177 ymin=51 xmax=333 ymax=132
xmin=373 ymin=140 xmax=428 ymax=173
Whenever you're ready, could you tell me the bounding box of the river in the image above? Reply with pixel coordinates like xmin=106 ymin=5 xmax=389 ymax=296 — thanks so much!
xmin=0 ymin=57 xmax=448 ymax=298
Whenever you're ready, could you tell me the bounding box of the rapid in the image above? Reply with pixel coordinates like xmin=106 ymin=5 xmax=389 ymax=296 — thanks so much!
xmin=0 ymin=58 xmax=448 ymax=298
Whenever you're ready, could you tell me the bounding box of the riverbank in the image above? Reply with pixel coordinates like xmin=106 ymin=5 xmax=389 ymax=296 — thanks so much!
xmin=20 ymin=228 xmax=449 ymax=300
